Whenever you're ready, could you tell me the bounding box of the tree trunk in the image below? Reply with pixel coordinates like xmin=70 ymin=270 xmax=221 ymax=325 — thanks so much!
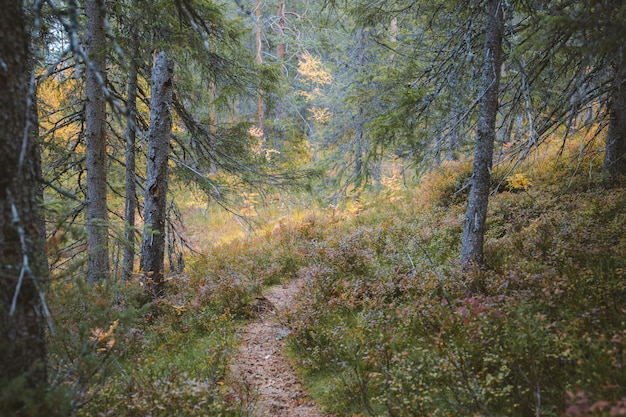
xmin=276 ymin=1 xmax=285 ymax=62
xmin=140 ymin=51 xmax=174 ymax=298
xmin=85 ymin=0 xmax=110 ymax=282
xmin=34 ymin=124 xmax=48 ymax=277
xmin=354 ymin=111 xmax=365 ymax=190
xmin=273 ymin=0 xmax=286 ymax=149
xmin=446 ymin=105 xmax=462 ymax=161
xmin=256 ymin=0 xmax=264 ymax=133
xmin=353 ymin=27 xmax=368 ymax=191
xmin=208 ymin=80 xmax=219 ymax=177
xmin=352 ymin=28 xmax=367 ymax=192
xmin=0 ymin=0 xmax=47 ymax=397
xmin=28 ymin=35 xmax=49 ymax=277
xmin=389 ymin=17 xmax=398 ymax=64
xmin=461 ymin=0 xmax=504 ymax=270
xmin=122 ymin=24 xmax=139 ymax=281
xmin=604 ymin=57 xmax=626 ymax=178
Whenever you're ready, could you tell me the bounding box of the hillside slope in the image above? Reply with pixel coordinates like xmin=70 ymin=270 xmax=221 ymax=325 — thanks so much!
xmin=257 ymin=157 xmax=626 ymax=416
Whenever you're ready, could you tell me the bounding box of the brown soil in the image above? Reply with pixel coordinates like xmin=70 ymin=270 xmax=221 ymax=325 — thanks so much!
xmin=227 ymin=279 xmax=331 ymax=417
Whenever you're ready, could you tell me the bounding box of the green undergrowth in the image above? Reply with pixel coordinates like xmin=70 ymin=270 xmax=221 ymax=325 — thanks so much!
xmin=269 ymin=155 xmax=625 ymax=415
xmin=35 ymin=140 xmax=626 ymax=416
xmin=40 ymin=237 xmax=296 ymax=416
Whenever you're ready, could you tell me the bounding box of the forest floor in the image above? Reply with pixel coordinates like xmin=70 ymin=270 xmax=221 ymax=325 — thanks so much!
xmin=227 ymin=278 xmax=332 ymax=417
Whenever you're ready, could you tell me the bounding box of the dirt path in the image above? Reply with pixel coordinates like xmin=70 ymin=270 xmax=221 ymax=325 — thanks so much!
xmin=227 ymin=279 xmax=330 ymax=417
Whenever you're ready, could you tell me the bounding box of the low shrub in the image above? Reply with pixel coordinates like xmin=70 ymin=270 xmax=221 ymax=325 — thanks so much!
xmin=282 ymin=157 xmax=626 ymax=416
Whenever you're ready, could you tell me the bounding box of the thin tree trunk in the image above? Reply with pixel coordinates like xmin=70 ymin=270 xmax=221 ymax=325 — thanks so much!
xmin=353 ymin=27 xmax=368 ymax=191
xmin=389 ymin=17 xmax=398 ymax=64
xmin=85 ymin=0 xmax=110 ymax=282
xmin=276 ymin=1 xmax=285 ymax=62
xmin=208 ymin=80 xmax=218 ymax=177
xmin=140 ymin=51 xmax=174 ymax=298
xmin=604 ymin=57 xmax=626 ymax=178
xmin=0 ymin=0 xmax=47 ymax=396
xmin=461 ymin=0 xmax=504 ymax=270
xmin=167 ymin=216 xmax=174 ymax=273
xmin=34 ymin=123 xmax=48 ymax=276
xmin=354 ymin=112 xmax=365 ymax=190
xmin=122 ymin=22 xmax=139 ymax=281
xmin=274 ymin=0 xmax=285 ymax=149
xmin=256 ymin=0 xmax=264 ymax=133
xmin=28 ymin=33 xmax=49 ymax=277
xmin=446 ymin=105 xmax=462 ymax=161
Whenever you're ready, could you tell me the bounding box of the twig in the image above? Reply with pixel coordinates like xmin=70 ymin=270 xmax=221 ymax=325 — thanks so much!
xmin=9 ymin=202 xmax=31 ymax=317
xmin=7 ymin=195 xmax=55 ymax=334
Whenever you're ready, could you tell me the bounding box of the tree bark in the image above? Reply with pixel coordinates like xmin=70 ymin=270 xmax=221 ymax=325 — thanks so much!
xmin=256 ymin=0 xmax=264 ymax=133
xmin=0 ymin=0 xmax=47 ymax=395
xmin=276 ymin=1 xmax=285 ymax=62
xmin=353 ymin=27 xmax=368 ymax=191
xmin=389 ymin=17 xmax=398 ymax=64
xmin=604 ymin=57 xmax=626 ymax=178
xmin=461 ymin=0 xmax=504 ymax=270
xmin=85 ymin=0 xmax=110 ymax=282
xmin=208 ymin=80 xmax=219 ymax=177
xmin=273 ymin=0 xmax=286 ymax=149
xmin=122 ymin=24 xmax=139 ymax=281
xmin=140 ymin=51 xmax=174 ymax=298
xmin=28 ymin=34 xmax=49 ymax=277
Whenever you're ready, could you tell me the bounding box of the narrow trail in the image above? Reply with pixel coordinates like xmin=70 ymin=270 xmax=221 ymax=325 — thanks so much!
xmin=227 ymin=279 xmax=330 ymax=417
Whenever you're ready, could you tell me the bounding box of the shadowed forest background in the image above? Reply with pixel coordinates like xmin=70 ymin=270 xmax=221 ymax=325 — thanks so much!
xmin=1 ymin=0 xmax=626 ymax=416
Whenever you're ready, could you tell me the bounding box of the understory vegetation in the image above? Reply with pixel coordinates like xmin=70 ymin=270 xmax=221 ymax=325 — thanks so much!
xmin=36 ymin=137 xmax=626 ymax=416
xmin=36 ymin=213 xmax=296 ymax=416
xmin=280 ymin=146 xmax=626 ymax=417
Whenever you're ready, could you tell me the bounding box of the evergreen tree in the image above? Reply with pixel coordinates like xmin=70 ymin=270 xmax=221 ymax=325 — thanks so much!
xmin=0 ymin=0 xmax=47 ymax=404
xmin=122 ymin=8 xmax=140 ymax=281
xmin=140 ymin=51 xmax=174 ymax=298
xmin=84 ymin=0 xmax=110 ymax=282
xmin=518 ymin=0 xmax=626 ymax=178
xmin=461 ymin=0 xmax=504 ymax=269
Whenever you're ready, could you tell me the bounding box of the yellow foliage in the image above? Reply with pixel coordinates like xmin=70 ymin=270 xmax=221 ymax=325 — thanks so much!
xmin=38 ymin=69 xmax=82 ymax=144
xmin=308 ymin=107 xmax=332 ymax=124
xmin=249 ymin=127 xmax=281 ymax=160
xmin=381 ymin=157 xmax=404 ymax=202
xmin=240 ymin=192 xmax=259 ymax=217
xmin=299 ymin=87 xmax=327 ymax=102
xmin=297 ymin=52 xmax=333 ymax=125
xmin=248 ymin=126 xmax=264 ymax=139
xmin=506 ymin=173 xmax=532 ymax=191
xmin=90 ymin=319 xmax=119 ymax=352
xmin=172 ymin=304 xmax=186 ymax=316
xmin=298 ymin=90 xmax=315 ymax=101
xmin=298 ymin=52 xmax=333 ymax=85
xmin=345 ymin=200 xmax=364 ymax=217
